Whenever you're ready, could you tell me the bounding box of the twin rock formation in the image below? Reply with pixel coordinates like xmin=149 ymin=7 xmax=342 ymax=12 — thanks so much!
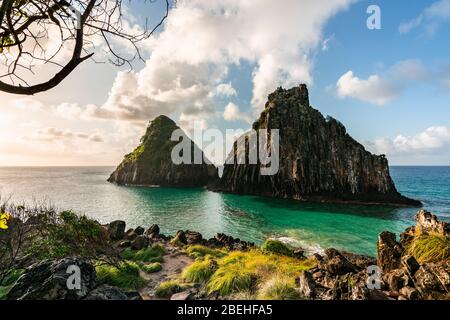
xmin=109 ymin=85 xmax=420 ymax=206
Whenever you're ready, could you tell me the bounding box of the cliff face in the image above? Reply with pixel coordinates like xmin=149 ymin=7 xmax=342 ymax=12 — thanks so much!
xmin=219 ymin=85 xmax=421 ymax=206
xmin=108 ymin=115 xmax=218 ymax=187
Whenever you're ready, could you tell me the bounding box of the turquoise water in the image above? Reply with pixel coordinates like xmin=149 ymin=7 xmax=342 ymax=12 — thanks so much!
xmin=0 ymin=166 xmax=449 ymax=257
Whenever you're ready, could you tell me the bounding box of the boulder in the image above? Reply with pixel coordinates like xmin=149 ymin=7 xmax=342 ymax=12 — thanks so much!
xmin=171 ymin=230 xmax=187 ymax=246
xmin=125 ymin=229 xmax=138 ymax=241
xmin=108 ymin=220 xmax=126 ymax=240
xmin=170 ymin=291 xmax=194 ymax=300
xmin=145 ymin=224 xmax=160 ymax=237
xmin=399 ymin=286 xmax=420 ymax=300
xmin=383 ymin=269 xmax=410 ymax=292
xmin=415 ymin=264 xmax=448 ymax=292
xmin=84 ymin=285 xmax=129 ymax=300
xmin=401 ymin=255 xmax=420 ymax=276
xmin=377 ymin=231 xmax=402 ymax=273
xmin=297 ymin=271 xmax=316 ymax=299
xmin=293 ymin=249 xmax=306 ymax=260
xmin=185 ymin=231 xmax=203 ymax=244
xmin=134 ymin=226 xmax=145 ymax=235
xmin=131 ymin=235 xmax=149 ymax=250
xmin=7 ymin=258 xmax=96 ymax=300
xmin=118 ymin=240 xmax=131 ymax=248
xmin=323 ymin=249 xmax=358 ymax=276
xmin=415 ymin=210 xmax=450 ymax=237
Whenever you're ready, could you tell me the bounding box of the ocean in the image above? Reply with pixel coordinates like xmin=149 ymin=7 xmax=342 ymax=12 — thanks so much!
xmin=0 ymin=166 xmax=449 ymax=257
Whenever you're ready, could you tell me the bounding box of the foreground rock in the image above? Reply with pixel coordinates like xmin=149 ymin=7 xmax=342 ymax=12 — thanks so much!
xmin=108 ymin=115 xmax=218 ymax=187
xmin=6 ymin=257 xmax=135 ymax=300
xmin=5 ymin=210 xmax=448 ymax=301
xmin=7 ymin=258 xmax=96 ymax=300
xmin=217 ymin=85 xmax=421 ymax=206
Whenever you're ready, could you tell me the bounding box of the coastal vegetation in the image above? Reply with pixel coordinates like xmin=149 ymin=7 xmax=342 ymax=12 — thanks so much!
xmin=406 ymin=233 xmax=450 ymax=264
xmin=95 ymin=261 xmax=146 ymax=290
xmin=1 ymin=201 xmax=449 ymax=300
xmin=161 ymin=244 xmax=315 ymax=299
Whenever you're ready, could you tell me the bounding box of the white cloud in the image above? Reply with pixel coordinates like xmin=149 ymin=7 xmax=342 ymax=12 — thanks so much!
xmin=336 ymin=71 xmax=398 ymax=106
xmin=214 ymin=83 xmax=237 ymax=97
xmin=223 ymin=102 xmax=253 ymax=124
xmin=399 ymin=0 xmax=450 ymax=35
xmin=80 ymin=0 xmax=354 ymax=126
xmin=371 ymin=126 xmax=450 ymax=155
xmin=335 ymin=60 xmax=429 ymax=106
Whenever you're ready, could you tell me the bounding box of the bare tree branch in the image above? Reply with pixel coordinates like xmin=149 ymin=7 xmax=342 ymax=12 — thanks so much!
xmin=0 ymin=0 xmax=170 ymax=95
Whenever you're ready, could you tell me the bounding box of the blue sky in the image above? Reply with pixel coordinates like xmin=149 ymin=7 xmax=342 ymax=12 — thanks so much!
xmin=1 ymin=0 xmax=450 ymax=166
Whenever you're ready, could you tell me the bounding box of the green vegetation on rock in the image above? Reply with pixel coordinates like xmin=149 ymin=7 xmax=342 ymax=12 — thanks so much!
xmin=258 ymin=276 xmax=302 ymax=300
xmin=406 ymin=233 xmax=450 ymax=263
xmin=261 ymin=239 xmax=293 ymax=257
xmin=95 ymin=261 xmax=146 ymax=290
xmin=182 ymin=259 xmax=215 ymax=283
xmin=25 ymin=210 xmax=107 ymax=259
xmin=0 ymin=268 xmax=25 ymax=300
xmin=179 ymin=249 xmax=316 ymax=298
xmin=121 ymin=245 xmax=165 ymax=263
xmin=155 ymin=280 xmax=189 ymax=298
xmin=185 ymin=245 xmax=227 ymax=259
xmin=140 ymin=262 xmax=162 ymax=273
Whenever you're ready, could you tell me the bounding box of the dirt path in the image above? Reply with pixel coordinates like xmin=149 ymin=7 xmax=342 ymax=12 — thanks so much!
xmin=139 ymin=244 xmax=194 ymax=300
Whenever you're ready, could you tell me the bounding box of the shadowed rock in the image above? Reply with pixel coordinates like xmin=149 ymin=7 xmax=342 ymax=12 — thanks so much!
xmin=217 ymin=85 xmax=421 ymax=206
xmin=108 ymin=115 xmax=218 ymax=187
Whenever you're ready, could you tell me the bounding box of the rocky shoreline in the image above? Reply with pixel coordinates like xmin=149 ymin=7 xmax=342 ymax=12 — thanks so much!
xmin=3 ymin=209 xmax=448 ymax=300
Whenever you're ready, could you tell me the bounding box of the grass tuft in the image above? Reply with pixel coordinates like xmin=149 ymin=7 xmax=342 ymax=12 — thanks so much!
xmin=182 ymin=259 xmax=215 ymax=283
xmin=140 ymin=262 xmax=162 ymax=273
xmin=207 ymin=266 xmax=254 ymax=296
xmin=406 ymin=233 xmax=450 ymax=263
xmin=155 ymin=280 xmax=188 ymax=298
xmin=185 ymin=245 xmax=227 ymax=259
xmin=258 ymin=276 xmax=302 ymax=300
xmin=121 ymin=244 xmax=164 ymax=263
xmin=95 ymin=261 xmax=146 ymax=290
xmin=261 ymin=239 xmax=293 ymax=257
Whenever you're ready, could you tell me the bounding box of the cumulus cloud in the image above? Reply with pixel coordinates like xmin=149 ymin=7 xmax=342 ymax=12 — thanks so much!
xmin=223 ymin=102 xmax=253 ymax=124
xmin=370 ymin=126 xmax=450 ymax=155
xmin=214 ymin=83 xmax=238 ymax=97
xmin=335 ymin=59 xmax=429 ymax=106
xmin=79 ymin=0 xmax=353 ymax=127
xmin=399 ymin=0 xmax=450 ymax=35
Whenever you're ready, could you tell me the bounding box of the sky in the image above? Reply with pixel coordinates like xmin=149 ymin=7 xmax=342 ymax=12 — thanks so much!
xmin=1 ymin=0 xmax=450 ymax=166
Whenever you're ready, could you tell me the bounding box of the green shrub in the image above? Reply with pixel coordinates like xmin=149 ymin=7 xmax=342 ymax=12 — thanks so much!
xmin=0 ymin=268 xmax=26 ymax=300
xmin=185 ymin=245 xmax=226 ymax=259
xmin=24 ymin=210 xmax=107 ymax=259
xmin=258 ymin=276 xmax=301 ymax=300
xmin=182 ymin=259 xmax=215 ymax=283
xmin=96 ymin=261 xmax=146 ymax=290
xmin=261 ymin=239 xmax=293 ymax=257
xmin=121 ymin=245 xmax=165 ymax=262
xmin=140 ymin=262 xmax=162 ymax=273
xmin=155 ymin=280 xmax=188 ymax=298
xmin=1 ymin=268 xmax=25 ymax=286
xmin=207 ymin=266 xmax=254 ymax=296
xmin=406 ymin=233 xmax=450 ymax=263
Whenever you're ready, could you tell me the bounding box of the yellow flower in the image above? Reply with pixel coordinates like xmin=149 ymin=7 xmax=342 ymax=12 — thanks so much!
xmin=0 ymin=212 xmax=11 ymax=230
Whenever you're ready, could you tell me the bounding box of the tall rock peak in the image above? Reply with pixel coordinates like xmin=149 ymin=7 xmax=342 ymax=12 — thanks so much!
xmin=108 ymin=116 xmax=218 ymax=187
xmin=221 ymin=85 xmax=421 ymax=206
